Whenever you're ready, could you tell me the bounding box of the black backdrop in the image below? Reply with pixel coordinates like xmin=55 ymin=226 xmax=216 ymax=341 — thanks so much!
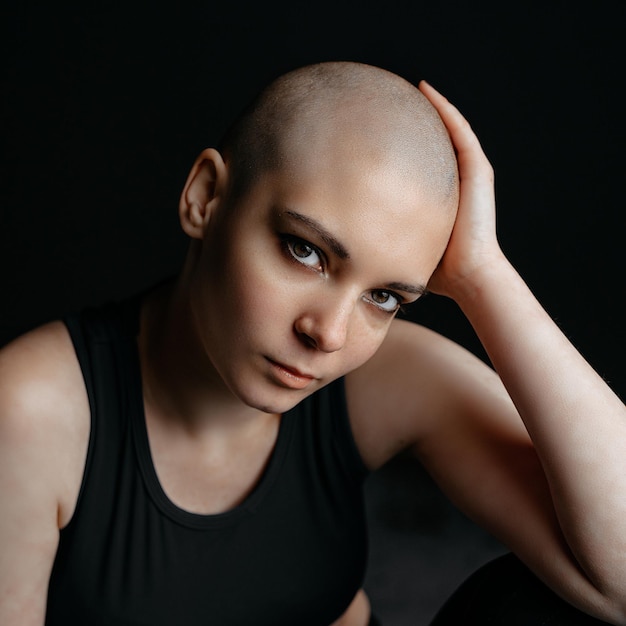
xmin=2 ymin=2 xmax=624 ymax=400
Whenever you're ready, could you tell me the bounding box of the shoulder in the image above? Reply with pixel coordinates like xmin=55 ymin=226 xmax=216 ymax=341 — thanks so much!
xmin=345 ymin=318 xmax=518 ymax=469
xmin=0 ymin=321 xmax=90 ymax=624
xmin=0 ymin=320 xmax=88 ymax=429
xmin=0 ymin=320 xmax=90 ymax=527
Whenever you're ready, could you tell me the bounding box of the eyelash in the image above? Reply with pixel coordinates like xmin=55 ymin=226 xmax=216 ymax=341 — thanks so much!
xmin=279 ymin=234 xmax=404 ymax=315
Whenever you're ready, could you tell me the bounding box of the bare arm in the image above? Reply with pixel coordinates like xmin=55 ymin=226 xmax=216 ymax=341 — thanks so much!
xmin=0 ymin=323 xmax=89 ymax=625
xmin=418 ymin=81 xmax=626 ymax=623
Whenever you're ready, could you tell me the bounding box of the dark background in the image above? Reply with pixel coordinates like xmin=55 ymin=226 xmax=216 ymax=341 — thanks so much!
xmin=2 ymin=2 xmax=624 ymax=624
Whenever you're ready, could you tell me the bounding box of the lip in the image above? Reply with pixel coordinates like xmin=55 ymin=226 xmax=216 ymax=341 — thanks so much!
xmin=266 ymin=358 xmax=316 ymax=390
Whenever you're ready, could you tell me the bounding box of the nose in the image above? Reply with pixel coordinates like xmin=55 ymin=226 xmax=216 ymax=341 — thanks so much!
xmin=294 ymin=296 xmax=353 ymax=353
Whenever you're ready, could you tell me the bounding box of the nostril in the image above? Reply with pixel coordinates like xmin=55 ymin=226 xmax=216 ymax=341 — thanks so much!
xmin=294 ymin=318 xmax=318 ymax=349
xmin=300 ymin=332 xmax=318 ymax=349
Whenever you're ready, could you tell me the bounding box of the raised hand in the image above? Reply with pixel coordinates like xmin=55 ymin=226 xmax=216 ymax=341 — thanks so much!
xmin=419 ymin=81 xmax=506 ymax=299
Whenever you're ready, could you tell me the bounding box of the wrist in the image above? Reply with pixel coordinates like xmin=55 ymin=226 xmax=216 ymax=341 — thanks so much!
xmin=442 ymin=251 xmax=517 ymax=306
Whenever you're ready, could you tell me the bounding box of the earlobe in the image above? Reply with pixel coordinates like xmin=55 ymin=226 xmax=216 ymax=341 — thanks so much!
xmin=179 ymin=148 xmax=228 ymax=240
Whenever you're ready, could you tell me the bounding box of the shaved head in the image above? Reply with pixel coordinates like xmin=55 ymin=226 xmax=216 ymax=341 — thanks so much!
xmin=219 ymin=61 xmax=459 ymax=211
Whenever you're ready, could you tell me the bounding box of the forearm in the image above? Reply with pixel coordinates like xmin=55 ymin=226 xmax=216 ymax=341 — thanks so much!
xmin=453 ymin=256 xmax=626 ymax=602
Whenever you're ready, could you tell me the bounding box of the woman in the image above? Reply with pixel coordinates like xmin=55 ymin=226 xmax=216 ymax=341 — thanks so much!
xmin=1 ymin=61 xmax=624 ymax=625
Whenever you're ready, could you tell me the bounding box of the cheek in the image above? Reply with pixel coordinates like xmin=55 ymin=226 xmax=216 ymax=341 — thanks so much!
xmin=342 ymin=314 xmax=391 ymax=372
xmin=226 ymin=250 xmax=296 ymax=331
xmin=359 ymin=331 xmax=387 ymax=363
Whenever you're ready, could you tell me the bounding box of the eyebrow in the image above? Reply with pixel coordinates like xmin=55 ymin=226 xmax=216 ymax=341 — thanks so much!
xmin=385 ymin=281 xmax=428 ymax=297
xmin=283 ymin=209 xmax=350 ymax=260
xmin=282 ymin=208 xmax=428 ymax=297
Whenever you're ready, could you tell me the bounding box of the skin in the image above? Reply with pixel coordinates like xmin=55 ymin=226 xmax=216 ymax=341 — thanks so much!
xmin=1 ymin=63 xmax=625 ymax=625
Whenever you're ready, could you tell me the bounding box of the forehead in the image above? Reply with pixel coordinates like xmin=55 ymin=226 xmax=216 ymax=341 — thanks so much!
xmin=248 ymin=150 xmax=455 ymax=282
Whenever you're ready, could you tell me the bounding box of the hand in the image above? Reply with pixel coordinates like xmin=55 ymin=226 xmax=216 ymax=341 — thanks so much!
xmin=419 ymin=81 xmax=506 ymax=299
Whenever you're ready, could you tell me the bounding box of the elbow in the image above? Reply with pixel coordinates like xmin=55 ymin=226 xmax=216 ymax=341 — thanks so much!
xmin=601 ymin=597 xmax=626 ymax=626
xmin=582 ymin=586 xmax=626 ymax=626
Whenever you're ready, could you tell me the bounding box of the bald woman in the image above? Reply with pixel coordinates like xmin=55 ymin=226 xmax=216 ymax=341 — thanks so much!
xmin=1 ymin=62 xmax=624 ymax=625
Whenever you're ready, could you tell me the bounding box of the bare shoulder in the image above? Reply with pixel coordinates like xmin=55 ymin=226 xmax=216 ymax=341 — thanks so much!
xmin=0 ymin=321 xmax=90 ymax=622
xmin=0 ymin=321 xmax=90 ymax=526
xmin=345 ymin=318 xmax=524 ymax=470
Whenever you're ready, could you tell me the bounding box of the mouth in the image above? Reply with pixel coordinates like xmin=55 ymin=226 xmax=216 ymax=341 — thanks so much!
xmin=265 ymin=358 xmax=316 ymax=390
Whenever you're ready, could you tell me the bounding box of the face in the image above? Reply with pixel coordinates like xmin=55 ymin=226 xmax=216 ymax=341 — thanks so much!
xmin=187 ymin=147 xmax=455 ymax=415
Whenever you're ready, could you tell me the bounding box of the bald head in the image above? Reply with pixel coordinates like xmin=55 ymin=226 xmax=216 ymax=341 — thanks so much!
xmin=219 ymin=61 xmax=458 ymax=210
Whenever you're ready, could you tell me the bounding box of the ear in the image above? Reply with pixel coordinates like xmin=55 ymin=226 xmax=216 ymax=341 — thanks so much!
xmin=179 ymin=148 xmax=229 ymax=239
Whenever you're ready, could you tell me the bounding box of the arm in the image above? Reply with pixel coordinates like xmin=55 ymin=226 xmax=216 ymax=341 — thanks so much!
xmin=418 ymin=81 xmax=626 ymax=623
xmin=0 ymin=323 xmax=89 ymax=625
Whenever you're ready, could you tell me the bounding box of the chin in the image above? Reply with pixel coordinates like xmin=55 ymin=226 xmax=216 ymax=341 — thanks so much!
xmin=232 ymin=378 xmax=317 ymax=415
xmin=249 ymin=390 xmax=311 ymax=415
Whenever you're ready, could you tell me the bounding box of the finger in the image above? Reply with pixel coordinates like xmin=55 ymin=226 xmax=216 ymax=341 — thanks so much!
xmin=419 ymin=80 xmax=492 ymax=176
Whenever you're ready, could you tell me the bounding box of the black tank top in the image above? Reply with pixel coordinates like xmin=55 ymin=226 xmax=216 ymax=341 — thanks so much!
xmin=45 ymin=295 xmax=370 ymax=625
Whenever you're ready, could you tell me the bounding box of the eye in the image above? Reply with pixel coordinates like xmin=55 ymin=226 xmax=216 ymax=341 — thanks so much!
xmin=284 ymin=236 xmax=324 ymax=271
xmin=366 ymin=290 xmax=401 ymax=313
